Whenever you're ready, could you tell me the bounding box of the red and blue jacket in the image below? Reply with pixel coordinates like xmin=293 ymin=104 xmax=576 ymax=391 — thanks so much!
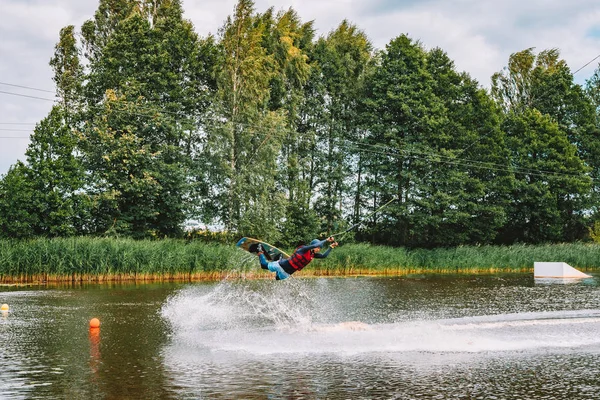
xmin=279 ymin=239 xmax=331 ymax=275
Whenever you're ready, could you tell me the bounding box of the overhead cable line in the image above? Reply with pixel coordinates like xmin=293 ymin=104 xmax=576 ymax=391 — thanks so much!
xmin=0 ymin=81 xmax=55 ymax=93
xmin=2 ymin=84 xmax=592 ymax=183
xmin=344 ymin=141 xmax=582 ymax=179
xmin=345 ymin=143 xmax=515 ymax=174
xmin=343 ymin=141 xmax=595 ymax=183
xmin=0 ymin=89 xmax=592 ymax=183
xmin=0 ymin=79 xmax=199 ymax=119
xmin=0 ymin=90 xmax=56 ymax=102
xmin=342 ymin=138 xmax=589 ymax=178
xmin=573 ymin=53 xmax=600 ymax=75
xmin=331 ymin=197 xmax=397 ymax=239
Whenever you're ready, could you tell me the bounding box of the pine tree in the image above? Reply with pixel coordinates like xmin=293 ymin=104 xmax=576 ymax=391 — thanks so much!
xmin=493 ymin=48 xmax=595 ymax=242
xmin=499 ymin=109 xmax=591 ymax=243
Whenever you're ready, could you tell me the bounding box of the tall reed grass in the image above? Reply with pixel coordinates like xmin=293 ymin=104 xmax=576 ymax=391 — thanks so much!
xmin=311 ymin=242 xmax=600 ymax=276
xmin=0 ymin=238 xmax=598 ymax=282
xmin=0 ymin=237 xmax=260 ymax=283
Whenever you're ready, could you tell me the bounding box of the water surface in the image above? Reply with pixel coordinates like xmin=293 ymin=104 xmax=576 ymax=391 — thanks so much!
xmin=1 ymin=274 xmax=600 ymax=399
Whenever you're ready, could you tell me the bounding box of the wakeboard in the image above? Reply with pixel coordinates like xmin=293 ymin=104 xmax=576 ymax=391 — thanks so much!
xmin=236 ymin=237 xmax=289 ymax=261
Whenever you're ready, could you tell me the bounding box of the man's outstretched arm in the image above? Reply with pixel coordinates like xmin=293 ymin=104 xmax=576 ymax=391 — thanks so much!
xmin=296 ymin=239 xmax=328 ymax=254
xmin=314 ymin=240 xmax=338 ymax=258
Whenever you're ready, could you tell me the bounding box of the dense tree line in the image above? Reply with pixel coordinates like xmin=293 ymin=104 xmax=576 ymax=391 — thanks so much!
xmin=1 ymin=0 xmax=600 ymax=247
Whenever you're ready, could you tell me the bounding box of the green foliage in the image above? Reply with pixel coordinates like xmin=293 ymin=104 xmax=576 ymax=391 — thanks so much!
xmin=416 ymin=48 xmax=512 ymax=246
xmin=280 ymin=203 xmax=320 ymax=247
xmin=0 ymin=106 xmax=89 ymax=238
xmin=1 ymin=0 xmax=599 ymax=251
xmin=583 ymin=66 xmax=600 ymax=217
xmin=0 ymin=163 xmax=39 ymax=238
xmin=26 ymin=0 xmax=216 ymax=239
xmin=259 ymin=8 xmax=317 ymax=241
xmin=491 ymin=47 xmax=538 ymax=113
xmin=200 ymin=0 xmax=289 ymax=242
xmin=359 ymin=36 xmax=511 ymax=247
xmin=586 ymin=67 xmax=600 ymax=122
xmin=50 ymin=25 xmax=84 ymax=116
xmin=499 ymin=109 xmax=591 ymax=243
xmin=0 ymin=25 xmax=89 ymax=238
xmin=79 ymin=91 xmax=187 ymax=238
xmin=25 ymin=106 xmax=89 ymax=236
xmin=184 ymin=229 xmax=238 ymax=244
xmin=361 ymin=35 xmax=442 ymax=245
xmin=310 ymin=21 xmax=372 ymax=234
xmin=588 ymin=221 xmax=600 ymax=243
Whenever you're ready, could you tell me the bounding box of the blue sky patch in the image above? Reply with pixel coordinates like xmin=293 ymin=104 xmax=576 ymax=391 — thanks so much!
xmin=367 ymin=0 xmax=432 ymax=15
xmin=586 ymin=26 xmax=600 ymax=38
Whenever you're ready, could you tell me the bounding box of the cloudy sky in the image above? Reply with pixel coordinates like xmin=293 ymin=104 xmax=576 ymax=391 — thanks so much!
xmin=1 ymin=0 xmax=600 ymax=176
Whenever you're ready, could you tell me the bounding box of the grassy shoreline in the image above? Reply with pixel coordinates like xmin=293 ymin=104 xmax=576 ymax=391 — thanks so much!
xmin=0 ymin=237 xmax=598 ymax=283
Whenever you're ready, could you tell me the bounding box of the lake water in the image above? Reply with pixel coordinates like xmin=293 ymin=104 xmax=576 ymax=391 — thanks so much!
xmin=1 ymin=274 xmax=600 ymax=399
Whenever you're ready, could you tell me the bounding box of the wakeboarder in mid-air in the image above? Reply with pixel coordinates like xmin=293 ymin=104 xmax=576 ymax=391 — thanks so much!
xmin=258 ymin=237 xmax=338 ymax=280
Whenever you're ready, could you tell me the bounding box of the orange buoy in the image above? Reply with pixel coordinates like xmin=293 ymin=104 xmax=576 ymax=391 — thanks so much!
xmin=89 ymin=318 xmax=100 ymax=329
xmin=0 ymin=304 xmax=8 ymax=311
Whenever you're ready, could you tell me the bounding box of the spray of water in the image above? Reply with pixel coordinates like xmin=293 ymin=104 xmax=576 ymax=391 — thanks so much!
xmin=161 ymin=275 xmax=600 ymax=355
xmin=220 ymin=251 xmax=257 ymax=280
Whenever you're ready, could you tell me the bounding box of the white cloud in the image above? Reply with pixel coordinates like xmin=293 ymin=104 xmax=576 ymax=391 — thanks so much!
xmin=357 ymin=9 xmax=503 ymax=86
xmin=1 ymin=0 xmax=600 ymax=176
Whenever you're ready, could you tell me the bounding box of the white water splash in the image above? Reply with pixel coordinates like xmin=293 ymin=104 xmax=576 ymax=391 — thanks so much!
xmin=161 ymin=281 xmax=600 ymax=356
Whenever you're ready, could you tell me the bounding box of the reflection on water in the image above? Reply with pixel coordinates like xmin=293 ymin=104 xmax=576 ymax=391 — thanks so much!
xmin=88 ymin=327 xmax=101 ymax=382
xmin=1 ymin=275 xmax=600 ymax=398
xmin=0 ymin=284 xmax=178 ymax=399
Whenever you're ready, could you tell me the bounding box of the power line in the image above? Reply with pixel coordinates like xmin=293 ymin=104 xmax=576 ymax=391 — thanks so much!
xmin=0 ymin=79 xmax=192 ymax=118
xmin=0 ymin=81 xmax=54 ymax=94
xmin=573 ymin=53 xmax=600 ymax=75
xmin=343 ymin=138 xmax=585 ymax=178
xmin=0 ymin=90 xmax=57 ymax=102
xmin=0 ymin=121 xmax=595 ymax=183
xmin=0 ymin=129 xmax=32 ymax=132
xmin=0 ymin=83 xmax=593 ymax=184
xmin=343 ymin=140 xmax=595 ymax=183
xmin=0 ymin=122 xmax=36 ymax=125
xmin=0 ymin=89 xmax=591 ymax=182
xmin=346 ymin=140 xmax=578 ymax=179
xmin=346 ymin=143 xmax=510 ymax=173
